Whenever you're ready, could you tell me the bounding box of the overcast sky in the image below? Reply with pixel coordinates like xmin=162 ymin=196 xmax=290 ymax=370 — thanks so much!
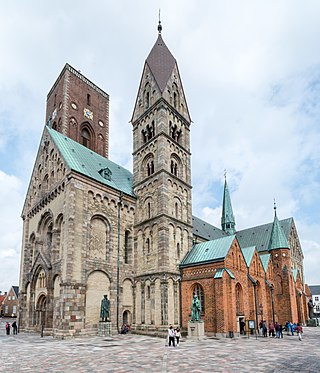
xmin=1 ymin=0 xmax=319 ymax=292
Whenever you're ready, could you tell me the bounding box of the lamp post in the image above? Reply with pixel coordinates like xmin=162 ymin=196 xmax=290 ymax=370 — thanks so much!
xmin=259 ymin=303 xmax=263 ymax=321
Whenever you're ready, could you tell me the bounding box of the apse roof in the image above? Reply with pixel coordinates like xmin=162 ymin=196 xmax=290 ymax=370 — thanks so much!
xmin=47 ymin=126 xmax=135 ymax=197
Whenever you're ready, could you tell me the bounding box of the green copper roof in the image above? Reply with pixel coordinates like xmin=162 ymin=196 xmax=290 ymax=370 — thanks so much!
xmin=180 ymin=235 xmax=235 ymax=268
xmin=192 ymin=216 xmax=227 ymax=241
xmin=292 ymin=268 xmax=298 ymax=282
xmin=268 ymin=210 xmax=289 ymax=251
xmin=214 ymin=268 xmax=235 ymax=279
xmin=236 ymin=217 xmax=292 ymax=253
xmin=241 ymin=246 xmax=256 ymax=268
xmin=47 ymin=126 xmax=135 ymax=197
xmin=221 ymin=178 xmax=236 ymax=234
xmin=259 ymin=253 xmax=271 ymax=273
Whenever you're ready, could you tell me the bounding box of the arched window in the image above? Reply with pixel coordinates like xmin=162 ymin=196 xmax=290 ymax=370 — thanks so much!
xmin=175 ymin=203 xmax=178 ymax=218
xmin=124 ymin=230 xmax=130 ymax=264
xmin=148 ymin=202 xmax=151 ymax=219
xmin=177 ymin=243 xmax=180 ymax=259
xmin=144 ymin=83 xmax=151 ymax=110
xmin=81 ymin=128 xmax=91 ymax=148
xmin=147 ymin=160 xmax=154 ymax=176
xmin=46 ymin=223 xmax=53 ymax=249
xmin=146 ymin=238 xmax=150 ymax=254
xmin=193 ymin=284 xmax=205 ymax=313
xmin=235 ymin=283 xmax=244 ymax=315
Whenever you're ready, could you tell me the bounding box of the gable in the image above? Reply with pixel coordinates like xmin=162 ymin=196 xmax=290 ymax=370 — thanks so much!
xmin=22 ymin=127 xmax=70 ymax=217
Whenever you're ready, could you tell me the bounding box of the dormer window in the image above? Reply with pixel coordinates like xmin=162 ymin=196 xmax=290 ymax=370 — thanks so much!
xmin=99 ymin=167 xmax=112 ymax=181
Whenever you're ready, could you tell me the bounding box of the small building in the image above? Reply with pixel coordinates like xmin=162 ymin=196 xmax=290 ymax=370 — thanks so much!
xmin=0 ymin=291 xmax=7 ymax=316
xmin=309 ymin=285 xmax=320 ymax=319
xmin=2 ymin=287 xmax=19 ymax=317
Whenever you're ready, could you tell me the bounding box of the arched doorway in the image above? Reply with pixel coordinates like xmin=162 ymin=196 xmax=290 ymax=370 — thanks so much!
xmin=36 ymin=294 xmax=47 ymax=328
xmin=123 ymin=310 xmax=131 ymax=325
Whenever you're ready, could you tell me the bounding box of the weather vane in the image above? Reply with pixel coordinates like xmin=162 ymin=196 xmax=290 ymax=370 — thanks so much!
xmin=158 ymin=9 xmax=162 ymax=34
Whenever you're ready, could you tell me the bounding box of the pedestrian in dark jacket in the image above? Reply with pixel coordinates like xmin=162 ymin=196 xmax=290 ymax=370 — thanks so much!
xmin=12 ymin=321 xmax=18 ymax=335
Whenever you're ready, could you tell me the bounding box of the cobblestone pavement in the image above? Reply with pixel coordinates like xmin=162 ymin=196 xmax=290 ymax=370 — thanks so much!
xmin=0 ymin=319 xmax=319 ymax=372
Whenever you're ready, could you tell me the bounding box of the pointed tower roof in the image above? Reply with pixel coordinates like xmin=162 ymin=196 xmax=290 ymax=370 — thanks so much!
xmin=268 ymin=203 xmax=289 ymax=251
xmin=221 ymin=175 xmax=236 ymax=235
xmin=145 ymin=23 xmax=176 ymax=93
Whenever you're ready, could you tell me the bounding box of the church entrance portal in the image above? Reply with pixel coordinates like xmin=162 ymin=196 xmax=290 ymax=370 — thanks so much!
xmin=123 ymin=310 xmax=131 ymax=325
xmin=35 ymin=294 xmax=47 ymax=330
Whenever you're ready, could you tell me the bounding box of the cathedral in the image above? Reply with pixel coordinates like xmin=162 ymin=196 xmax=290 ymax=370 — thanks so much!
xmin=18 ymin=23 xmax=309 ymax=338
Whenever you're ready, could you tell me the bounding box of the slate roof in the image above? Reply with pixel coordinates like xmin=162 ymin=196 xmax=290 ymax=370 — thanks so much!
xmin=236 ymin=218 xmax=293 ymax=253
xmin=146 ymin=34 xmax=176 ymax=93
xmin=180 ymin=235 xmax=235 ymax=268
xmin=192 ymin=216 xmax=227 ymax=241
xmin=309 ymin=285 xmax=320 ymax=295
xmin=47 ymin=126 xmax=135 ymax=197
xmin=12 ymin=286 xmax=19 ymax=297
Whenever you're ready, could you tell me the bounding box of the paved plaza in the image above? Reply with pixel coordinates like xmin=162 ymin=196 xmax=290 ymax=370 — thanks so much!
xmin=0 ymin=319 xmax=319 ymax=372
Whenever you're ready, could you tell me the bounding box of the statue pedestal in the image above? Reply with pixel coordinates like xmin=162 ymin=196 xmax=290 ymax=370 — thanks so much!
xmin=98 ymin=321 xmax=111 ymax=337
xmin=188 ymin=321 xmax=205 ymax=340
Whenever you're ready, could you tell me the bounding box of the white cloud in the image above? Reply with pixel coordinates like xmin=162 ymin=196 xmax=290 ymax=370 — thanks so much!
xmin=0 ymin=171 xmax=23 ymax=291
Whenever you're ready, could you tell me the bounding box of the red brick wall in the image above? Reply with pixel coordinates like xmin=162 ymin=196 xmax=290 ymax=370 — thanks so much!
xmin=46 ymin=65 xmax=109 ymax=158
xmin=181 ymin=244 xmax=304 ymax=335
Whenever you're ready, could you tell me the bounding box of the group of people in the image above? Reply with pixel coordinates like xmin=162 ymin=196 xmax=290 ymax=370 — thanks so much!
xmin=259 ymin=320 xmax=303 ymax=341
xmin=5 ymin=320 xmax=18 ymax=335
xmin=120 ymin=324 xmax=131 ymax=334
xmin=167 ymin=325 xmax=181 ymax=347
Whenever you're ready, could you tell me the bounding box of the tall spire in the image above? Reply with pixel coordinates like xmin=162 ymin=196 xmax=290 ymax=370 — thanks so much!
xmin=221 ymin=173 xmax=236 ymax=235
xmin=268 ymin=202 xmax=289 ymax=251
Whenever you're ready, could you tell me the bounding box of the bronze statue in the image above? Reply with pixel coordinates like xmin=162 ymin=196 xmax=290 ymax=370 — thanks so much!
xmin=191 ymin=294 xmax=201 ymax=321
xmin=100 ymin=294 xmax=110 ymax=322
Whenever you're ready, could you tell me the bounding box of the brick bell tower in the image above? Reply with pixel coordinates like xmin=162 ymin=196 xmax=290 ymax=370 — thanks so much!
xmin=45 ymin=63 xmax=110 ymax=157
xmin=269 ymin=204 xmax=299 ymax=324
xmin=132 ymin=22 xmax=193 ymax=328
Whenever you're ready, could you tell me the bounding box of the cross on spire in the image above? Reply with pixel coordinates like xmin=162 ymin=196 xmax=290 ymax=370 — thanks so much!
xmin=158 ymin=9 xmax=162 ymax=34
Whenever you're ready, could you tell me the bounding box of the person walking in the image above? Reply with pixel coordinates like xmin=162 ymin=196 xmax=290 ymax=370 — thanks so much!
xmin=279 ymin=324 xmax=283 ymax=338
xmin=275 ymin=322 xmax=280 ymax=338
xmin=268 ymin=322 xmax=275 ymax=337
xmin=262 ymin=321 xmax=268 ymax=337
xmin=175 ymin=327 xmax=181 ymax=346
xmin=5 ymin=322 xmax=10 ymax=335
xmin=168 ymin=325 xmax=175 ymax=347
xmin=12 ymin=320 xmax=18 ymax=335
xmin=295 ymin=323 xmax=303 ymax=341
